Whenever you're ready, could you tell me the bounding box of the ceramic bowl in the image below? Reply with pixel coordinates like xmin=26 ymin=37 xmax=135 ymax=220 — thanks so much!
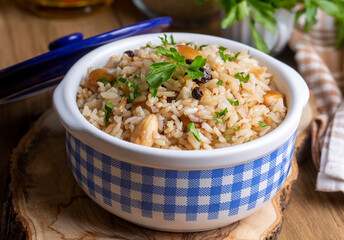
xmin=53 ymin=33 xmax=309 ymax=232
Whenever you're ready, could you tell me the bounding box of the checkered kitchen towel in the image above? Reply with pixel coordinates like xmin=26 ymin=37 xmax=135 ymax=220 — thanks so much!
xmin=289 ymin=10 xmax=344 ymax=192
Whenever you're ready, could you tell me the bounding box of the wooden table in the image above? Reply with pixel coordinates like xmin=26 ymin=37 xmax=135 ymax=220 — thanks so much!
xmin=1 ymin=1 xmax=344 ymax=239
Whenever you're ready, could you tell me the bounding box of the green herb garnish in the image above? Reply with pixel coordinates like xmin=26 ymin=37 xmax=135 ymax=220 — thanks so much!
xmin=227 ymin=98 xmax=239 ymax=106
xmin=224 ymin=128 xmax=230 ymax=141
xmin=146 ymin=62 xmax=177 ymax=97
xmin=96 ymin=77 xmax=108 ymax=86
xmin=147 ymin=41 xmax=206 ymax=97
xmin=187 ymin=122 xmax=201 ymax=142
xmin=199 ymin=44 xmax=208 ymax=50
xmin=187 ymin=55 xmax=206 ymax=79
xmin=159 ymin=33 xmax=176 ymax=46
xmin=113 ymin=77 xmax=141 ymax=102
xmin=118 ymin=77 xmax=127 ymax=83
xmin=259 ymin=121 xmax=268 ymax=127
xmin=113 ymin=81 xmax=120 ymax=87
xmin=234 ymin=72 xmax=250 ymax=83
xmin=215 ymin=107 xmax=228 ymax=117
xmin=133 ymin=74 xmax=141 ymax=79
xmin=218 ymin=79 xmax=224 ymax=86
xmin=170 ymin=34 xmax=177 ymax=45
xmin=104 ymin=102 xmax=114 ymax=124
xmin=218 ymin=46 xmax=240 ymax=62
xmin=214 ymin=117 xmax=223 ymax=124
xmin=231 ymin=126 xmax=240 ymax=131
xmin=194 ymin=44 xmax=198 ymax=50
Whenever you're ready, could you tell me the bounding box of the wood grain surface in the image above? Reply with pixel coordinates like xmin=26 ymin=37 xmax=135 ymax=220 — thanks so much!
xmin=0 ymin=0 xmax=344 ymax=239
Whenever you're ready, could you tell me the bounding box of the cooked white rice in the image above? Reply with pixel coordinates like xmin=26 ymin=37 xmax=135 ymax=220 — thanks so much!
xmin=77 ymin=38 xmax=287 ymax=150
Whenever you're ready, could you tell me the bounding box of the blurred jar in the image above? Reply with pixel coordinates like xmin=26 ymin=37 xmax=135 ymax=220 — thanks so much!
xmin=132 ymin=0 xmax=219 ymax=28
xmin=16 ymin=0 xmax=114 ymax=18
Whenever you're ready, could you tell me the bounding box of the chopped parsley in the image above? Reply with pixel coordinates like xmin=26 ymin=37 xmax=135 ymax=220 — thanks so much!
xmin=113 ymin=81 xmax=120 ymax=87
xmin=159 ymin=33 xmax=176 ymax=46
xmin=104 ymin=102 xmax=114 ymax=124
xmin=96 ymin=77 xmax=108 ymax=86
xmin=218 ymin=79 xmax=223 ymax=86
xmin=234 ymin=72 xmax=250 ymax=83
xmin=133 ymin=74 xmax=141 ymax=79
xmin=215 ymin=107 xmax=228 ymax=117
xmin=218 ymin=46 xmax=240 ymax=62
xmin=199 ymin=44 xmax=208 ymax=50
xmin=227 ymin=98 xmax=239 ymax=106
xmin=259 ymin=121 xmax=268 ymax=127
xmin=214 ymin=117 xmax=223 ymax=124
xmin=224 ymin=128 xmax=230 ymax=142
xmin=118 ymin=77 xmax=127 ymax=83
xmin=187 ymin=122 xmax=201 ymax=142
xmin=247 ymin=139 xmax=252 ymax=142
xmin=113 ymin=77 xmax=141 ymax=102
xmin=231 ymin=126 xmax=240 ymax=131
xmin=147 ymin=42 xmax=206 ymax=97
xmin=194 ymin=44 xmax=198 ymax=50
xmin=146 ymin=44 xmax=154 ymax=48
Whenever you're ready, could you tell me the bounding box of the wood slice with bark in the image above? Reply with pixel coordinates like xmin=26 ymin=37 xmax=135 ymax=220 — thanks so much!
xmin=4 ymin=103 xmax=312 ymax=240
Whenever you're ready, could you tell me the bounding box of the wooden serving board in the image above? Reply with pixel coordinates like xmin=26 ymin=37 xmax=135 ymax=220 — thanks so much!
xmin=3 ymin=105 xmax=312 ymax=240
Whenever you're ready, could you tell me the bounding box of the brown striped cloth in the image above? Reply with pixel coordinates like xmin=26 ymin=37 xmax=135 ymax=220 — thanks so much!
xmin=289 ymin=10 xmax=344 ymax=192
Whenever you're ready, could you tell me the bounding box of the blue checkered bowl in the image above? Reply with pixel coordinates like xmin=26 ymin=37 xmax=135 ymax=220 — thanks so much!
xmin=53 ymin=33 xmax=309 ymax=232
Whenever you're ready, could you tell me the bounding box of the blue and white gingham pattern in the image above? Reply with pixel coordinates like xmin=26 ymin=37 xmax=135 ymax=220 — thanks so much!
xmin=66 ymin=131 xmax=296 ymax=222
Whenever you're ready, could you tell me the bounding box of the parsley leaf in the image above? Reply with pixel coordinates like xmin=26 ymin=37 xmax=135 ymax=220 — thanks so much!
xmin=104 ymin=102 xmax=114 ymax=124
xmin=234 ymin=72 xmax=250 ymax=83
xmin=214 ymin=117 xmax=223 ymax=124
xmin=218 ymin=79 xmax=223 ymax=86
xmin=113 ymin=77 xmax=141 ymax=102
xmin=97 ymin=77 xmax=109 ymax=86
xmin=249 ymin=17 xmax=270 ymax=53
xmin=259 ymin=121 xmax=268 ymax=127
xmin=215 ymin=107 xmax=228 ymax=117
xmin=231 ymin=126 xmax=240 ymax=131
xmin=224 ymin=128 xmax=231 ymax=142
xmin=199 ymin=44 xmax=208 ymax=50
xmin=118 ymin=77 xmax=127 ymax=83
xmin=218 ymin=46 xmax=240 ymax=62
xmin=227 ymin=98 xmax=239 ymax=106
xmin=187 ymin=122 xmax=201 ymax=142
xmin=148 ymin=43 xmax=206 ymax=97
xmin=187 ymin=55 xmax=206 ymax=79
xmin=170 ymin=34 xmax=177 ymax=45
xmin=159 ymin=33 xmax=176 ymax=46
xmin=155 ymin=46 xmax=187 ymax=68
xmin=159 ymin=34 xmax=169 ymax=46
xmin=133 ymin=74 xmax=141 ymax=79
xmin=146 ymin=62 xmax=177 ymax=97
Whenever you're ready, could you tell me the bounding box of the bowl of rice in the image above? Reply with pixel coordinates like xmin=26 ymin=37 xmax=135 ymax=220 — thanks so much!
xmin=53 ymin=32 xmax=309 ymax=232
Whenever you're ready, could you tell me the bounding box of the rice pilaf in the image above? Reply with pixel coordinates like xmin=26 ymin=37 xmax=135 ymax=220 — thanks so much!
xmin=76 ymin=35 xmax=287 ymax=150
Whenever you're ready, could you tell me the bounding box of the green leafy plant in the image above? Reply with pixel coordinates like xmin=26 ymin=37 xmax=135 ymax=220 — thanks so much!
xmin=198 ymin=0 xmax=344 ymax=52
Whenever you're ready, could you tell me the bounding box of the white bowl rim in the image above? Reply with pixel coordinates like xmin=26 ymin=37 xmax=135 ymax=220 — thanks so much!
xmin=53 ymin=32 xmax=309 ymax=170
